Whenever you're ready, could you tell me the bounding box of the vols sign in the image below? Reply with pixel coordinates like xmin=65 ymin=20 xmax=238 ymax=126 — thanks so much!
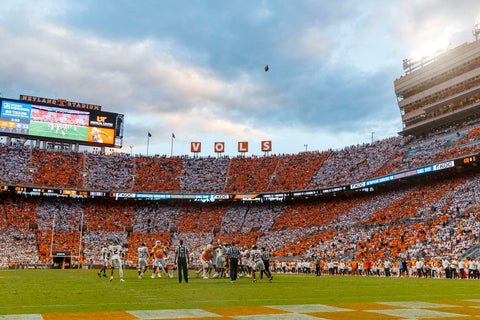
xmin=214 ymin=142 xmax=225 ymax=153
xmin=191 ymin=142 xmax=201 ymax=153
xmin=238 ymin=142 xmax=248 ymax=153
xmin=261 ymin=141 xmax=272 ymax=152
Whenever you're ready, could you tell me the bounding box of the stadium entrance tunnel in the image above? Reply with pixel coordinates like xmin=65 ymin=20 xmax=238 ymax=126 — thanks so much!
xmin=52 ymin=251 xmax=72 ymax=269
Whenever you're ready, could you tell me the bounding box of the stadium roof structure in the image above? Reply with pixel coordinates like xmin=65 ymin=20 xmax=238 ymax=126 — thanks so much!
xmin=395 ymin=29 xmax=480 ymax=137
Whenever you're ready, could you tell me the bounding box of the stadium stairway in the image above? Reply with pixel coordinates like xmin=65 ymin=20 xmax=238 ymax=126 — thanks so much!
xmin=462 ymin=243 xmax=480 ymax=259
xmin=1 ymin=198 xmax=7 ymax=224
xmin=445 ymin=131 xmax=466 ymax=147
xmin=266 ymin=157 xmax=283 ymax=190
xmin=239 ymin=206 xmax=249 ymax=231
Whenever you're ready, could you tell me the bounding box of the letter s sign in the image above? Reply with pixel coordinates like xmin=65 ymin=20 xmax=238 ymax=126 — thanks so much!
xmin=261 ymin=141 xmax=272 ymax=152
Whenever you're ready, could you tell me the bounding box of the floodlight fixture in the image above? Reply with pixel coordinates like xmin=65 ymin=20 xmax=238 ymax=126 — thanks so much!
xmin=473 ymin=22 xmax=480 ymax=41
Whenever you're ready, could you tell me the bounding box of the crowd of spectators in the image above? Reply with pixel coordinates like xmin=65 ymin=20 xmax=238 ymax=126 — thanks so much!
xmin=312 ymin=137 xmax=406 ymax=187
xmin=179 ymin=156 xmax=229 ymax=193
xmin=0 ymin=168 xmax=478 ymax=269
xmin=133 ymin=156 xmax=182 ymax=192
xmin=31 ymin=149 xmax=84 ymax=189
xmin=224 ymin=155 xmax=279 ymax=192
xmin=1 ymin=120 xmax=480 ymax=194
xmin=84 ymin=152 xmax=134 ymax=191
xmin=1 ymin=121 xmax=480 ymax=270
xmin=0 ymin=227 xmax=40 ymax=268
xmin=268 ymin=151 xmax=329 ymax=191
xmin=0 ymin=144 xmax=33 ymax=186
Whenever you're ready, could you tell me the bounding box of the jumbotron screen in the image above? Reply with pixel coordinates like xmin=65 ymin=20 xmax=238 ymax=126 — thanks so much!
xmin=0 ymin=98 xmax=120 ymax=147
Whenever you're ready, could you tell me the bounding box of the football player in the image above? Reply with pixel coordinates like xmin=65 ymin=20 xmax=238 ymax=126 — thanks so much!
xmin=97 ymin=245 xmax=109 ymax=278
xmin=198 ymin=244 xmax=215 ymax=279
xmin=239 ymin=247 xmax=252 ymax=278
xmin=90 ymin=127 xmax=111 ymax=143
xmin=137 ymin=242 xmax=149 ymax=279
xmin=151 ymin=240 xmax=173 ymax=278
xmin=215 ymin=243 xmax=228 ymax=279
xmin=250 ymin=244 xmax=272 ymax=283
xmin=108 ymin=241 xmax=125 ymax=282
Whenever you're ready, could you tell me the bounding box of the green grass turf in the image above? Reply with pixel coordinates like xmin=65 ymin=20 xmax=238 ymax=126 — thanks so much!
xmin=28 ymin=121 xmax=88 ymax=142
xmin=0 ymin=269 xmax=479 ymax=315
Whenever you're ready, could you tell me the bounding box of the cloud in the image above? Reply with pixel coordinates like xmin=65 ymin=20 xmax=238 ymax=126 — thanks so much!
xmin=0 ymin=14 xmax=275 ymax=126
xmin=2 ymin=0 xmax=480 ymax=156
xmin=387 ymin=1 xmax=480 ymax=54
xmin=296 ymin=27 xmax=335 ymax=60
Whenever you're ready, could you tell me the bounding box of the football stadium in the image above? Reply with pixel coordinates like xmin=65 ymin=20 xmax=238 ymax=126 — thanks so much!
xmin=3 ymin=8 xmax=480 ymax=320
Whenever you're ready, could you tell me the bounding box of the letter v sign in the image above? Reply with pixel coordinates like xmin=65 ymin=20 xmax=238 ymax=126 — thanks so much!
xmin=191 ymin=142 xmax=201 ymax=153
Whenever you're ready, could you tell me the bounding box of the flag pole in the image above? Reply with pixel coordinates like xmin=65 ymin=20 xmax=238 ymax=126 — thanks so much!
xmin=147 ymin=133 xmax=150 ymax=156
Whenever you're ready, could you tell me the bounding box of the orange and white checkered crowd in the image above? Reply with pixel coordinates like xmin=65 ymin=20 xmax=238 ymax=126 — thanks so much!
xmin=0 ymin=121 xmax=480 ymax=279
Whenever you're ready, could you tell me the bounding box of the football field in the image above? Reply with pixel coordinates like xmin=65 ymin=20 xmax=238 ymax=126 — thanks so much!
xmin=28 ymin=121 xmax=88 ymax=142
xmin=1 ymin=269 xmax=480 ymax=319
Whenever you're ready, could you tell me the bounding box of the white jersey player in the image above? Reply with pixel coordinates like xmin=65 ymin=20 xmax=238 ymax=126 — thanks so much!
xmin=97 ymin=246 xmax=110 ymax=278
xmin=108 ymin=242 xmax=125 ymax=282
xmin=137 ymin=243 xmax=149 ymax=279
xmin=250 ymin=245 xmax=272 ymax=283
xmin=215 ymin=244 xmax=228 ymax=278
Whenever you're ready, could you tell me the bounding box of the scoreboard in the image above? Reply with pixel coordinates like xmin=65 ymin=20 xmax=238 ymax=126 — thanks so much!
xmin=0 ymin=96 xmax=124 ymax=148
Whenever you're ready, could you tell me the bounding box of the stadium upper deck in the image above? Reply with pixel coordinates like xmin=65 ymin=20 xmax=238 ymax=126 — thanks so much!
xmin=1 ymin=121 xmax=480 ymax=194
xmin=395 ymin=36 xmax=480 ymax=136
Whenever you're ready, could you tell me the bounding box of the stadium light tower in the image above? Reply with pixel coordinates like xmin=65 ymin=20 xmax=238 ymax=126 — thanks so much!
xmin=304 ymin=144 xmax=308 ymax=152
xmin=474 ymin=22 xmax=480 ymax=41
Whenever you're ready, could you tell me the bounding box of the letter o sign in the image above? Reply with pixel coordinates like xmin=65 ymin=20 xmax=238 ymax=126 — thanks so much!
xmin=214 ymin=142 xmax=225 ymax=153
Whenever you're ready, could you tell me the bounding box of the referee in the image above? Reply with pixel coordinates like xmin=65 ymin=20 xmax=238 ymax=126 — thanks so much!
xmin=175 ymin=240 xmax=189 ymax=283
xmin=226 ymin=241 xmax=240 ymax=282
xmin=260 ymin=247 xmax=271 ymax=280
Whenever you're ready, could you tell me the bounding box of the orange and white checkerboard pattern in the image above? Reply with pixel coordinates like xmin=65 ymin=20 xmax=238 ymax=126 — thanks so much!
xmin=7 ymin=300 xmax=480 ymax=319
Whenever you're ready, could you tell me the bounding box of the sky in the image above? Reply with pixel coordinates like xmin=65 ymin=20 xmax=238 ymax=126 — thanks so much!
xmin=1 ymin=0 xmax=480 ymax=157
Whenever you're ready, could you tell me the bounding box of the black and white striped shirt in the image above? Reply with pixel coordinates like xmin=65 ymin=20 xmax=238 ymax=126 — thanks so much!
xmin=262 ymin=251 xmax=270 ymax=261
xmin=227 ymin=246 xmax=240 ymax=259
xmin=176 ymin=245 xmax=188 ymax=259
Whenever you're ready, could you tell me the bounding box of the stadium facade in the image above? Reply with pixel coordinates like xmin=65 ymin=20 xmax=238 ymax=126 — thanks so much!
xmin=396 ymin=32 xmax=480 ymax=137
